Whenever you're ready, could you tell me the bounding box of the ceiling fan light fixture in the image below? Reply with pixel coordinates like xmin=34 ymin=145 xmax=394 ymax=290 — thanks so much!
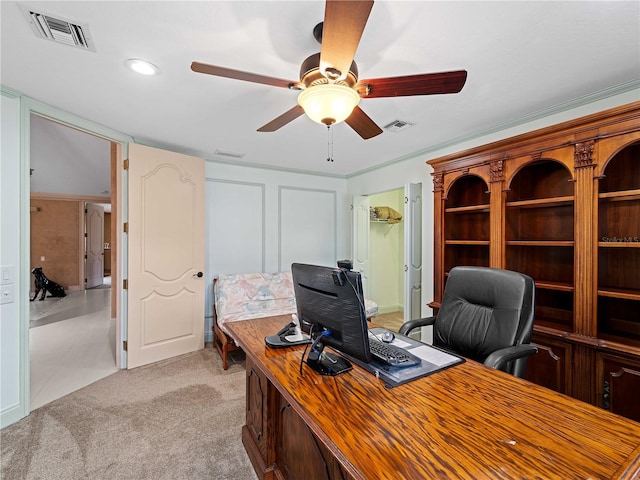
xmin=298 ymin=84 xmax=360 ymax=126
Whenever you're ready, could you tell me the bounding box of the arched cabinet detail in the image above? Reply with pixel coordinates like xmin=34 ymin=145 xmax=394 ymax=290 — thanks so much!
xmin=443 ymin=174 xmax=490 ymax=281
xmin=505 ymin=159 xmax=575 ymax=333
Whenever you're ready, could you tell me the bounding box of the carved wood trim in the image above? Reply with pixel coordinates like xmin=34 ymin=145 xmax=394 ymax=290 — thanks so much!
xmin=489 ymin=159 xmax=504 ymax=183
xmin=574 ymin=140 xmax=596 ymax=168
xmin=432 ymin=173 xmax=444 ymax=193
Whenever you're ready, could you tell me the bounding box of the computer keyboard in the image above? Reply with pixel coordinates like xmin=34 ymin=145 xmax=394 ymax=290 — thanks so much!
xmin=369 ymin=338 xmax=421 ymax=368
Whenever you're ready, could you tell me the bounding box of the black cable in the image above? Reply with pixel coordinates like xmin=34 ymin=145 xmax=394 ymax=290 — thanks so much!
xmin=299 ymin=342 xmax=309 ymax=376
xmin=299 ymin=323 xmax=318 ymax=376
xmin=299 ymin=323 xmax=312 ymax=375
xmin=300 ymin=326 xmax=332 ymax=376
xmin=342 ymin=269 xmax=386 ymax=343
xmin=342 ymin=269 xmax=366 ymax=318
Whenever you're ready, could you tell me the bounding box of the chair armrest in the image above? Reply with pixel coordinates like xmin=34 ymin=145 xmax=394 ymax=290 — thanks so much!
xmin=484 ymin=344 xmax=538 ymax=371
xmin=398 ymin=316 xmax=436 ymax=336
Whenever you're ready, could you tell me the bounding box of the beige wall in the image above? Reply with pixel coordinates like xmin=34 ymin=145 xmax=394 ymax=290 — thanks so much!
xmin=30 ymin=198 xmax=81 ymax=290
xmin=29 ymin=193 xmax=110 ymax=292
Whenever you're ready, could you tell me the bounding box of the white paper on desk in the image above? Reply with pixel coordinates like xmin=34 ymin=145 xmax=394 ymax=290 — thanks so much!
xmin=368 ymin=332 xmax=412 ymax=349
xmin=389 ymin=338 xmax=412 ymax=349
xmin=410 ymin=345 xmax=459 ymax=367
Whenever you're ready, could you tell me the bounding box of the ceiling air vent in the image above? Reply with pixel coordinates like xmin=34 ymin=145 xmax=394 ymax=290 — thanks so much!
xmin=20 ymin=6 xmax=96 ymax=52
xmin=213 ymin=149 xmax=246 ymax=159
xmin=383 ymin=120 xmax=414 ymax=133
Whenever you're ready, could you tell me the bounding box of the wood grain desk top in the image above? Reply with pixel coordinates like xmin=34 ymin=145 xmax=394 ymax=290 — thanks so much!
xmin=227 ymin=315 xmax=640 ymax=480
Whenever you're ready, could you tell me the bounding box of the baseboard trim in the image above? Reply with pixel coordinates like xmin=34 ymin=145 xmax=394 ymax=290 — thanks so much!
xmin=377 ymin=305 xmax=403 ymax=315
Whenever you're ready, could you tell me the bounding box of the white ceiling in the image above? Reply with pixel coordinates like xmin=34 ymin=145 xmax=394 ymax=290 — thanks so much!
xmin=29 ymin=114 xmax=112 ymax=197
xmin=2 ymin=1 xmax=639 ymax=186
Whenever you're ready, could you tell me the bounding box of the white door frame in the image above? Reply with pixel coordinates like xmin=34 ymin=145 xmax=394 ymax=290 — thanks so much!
xmin=18 ymin=98 xmax=132 ymax=421
xmin=352 ymin=195 xmax=371 ymax=297
xmin=352 ymin=185 xmax=422 ymax=320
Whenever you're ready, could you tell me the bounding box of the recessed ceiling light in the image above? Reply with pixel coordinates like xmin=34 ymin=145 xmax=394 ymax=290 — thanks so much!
xmin=125 ymin=58 xmax=160 ymax=76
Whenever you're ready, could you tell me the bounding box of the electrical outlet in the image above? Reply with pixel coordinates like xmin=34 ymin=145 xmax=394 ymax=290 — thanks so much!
xmin=40 ymin=256 xmax=45 ymax=261
xmin=1 ymin=285 xmax=15 ymax=304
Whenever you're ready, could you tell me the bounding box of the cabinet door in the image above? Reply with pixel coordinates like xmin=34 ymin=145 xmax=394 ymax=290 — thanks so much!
xmin=245 ymin=358 xmax=276 ymax=468
xmin=524 ymin=335 xmax=572 ymax=395
xmin=276 ymin=396 xmax=353 ymax=480
xmin=596 ymin=353 xmax=640 ymax=422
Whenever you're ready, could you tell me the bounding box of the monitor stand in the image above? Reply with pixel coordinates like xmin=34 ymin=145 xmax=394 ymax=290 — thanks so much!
xmin=306 ymin=341 xmax=352 ymax=376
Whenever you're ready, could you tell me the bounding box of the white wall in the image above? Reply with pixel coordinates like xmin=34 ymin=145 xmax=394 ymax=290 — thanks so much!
xmin=1 ymin=93 xmax=26 ymax=427
xmin=30 ymin=114 xmax=111 ymax=196
xmin=204 ymin=161 xmax=348 ymax=341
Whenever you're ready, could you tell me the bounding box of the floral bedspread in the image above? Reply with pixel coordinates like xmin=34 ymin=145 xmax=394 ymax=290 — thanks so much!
xmin=214 ymin=272 xmax=297 ymax=335
xmin=214 ymin=271 xmax=378 ymax=336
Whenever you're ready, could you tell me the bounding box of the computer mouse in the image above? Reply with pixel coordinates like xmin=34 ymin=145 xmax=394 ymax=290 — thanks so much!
xmin=381 ymin=331 xmax=395 ymax=343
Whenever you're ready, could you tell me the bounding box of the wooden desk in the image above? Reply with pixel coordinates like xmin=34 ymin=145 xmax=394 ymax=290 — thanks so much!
xmin=227 ymin=316 xmax=640 ymax=480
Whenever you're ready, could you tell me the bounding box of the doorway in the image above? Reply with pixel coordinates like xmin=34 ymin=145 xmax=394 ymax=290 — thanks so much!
xmin=369 ymin=188 xmax=405 ymax=331
xmin=29 ymin=114 xmax=117 ymax=409
xmin=353 ymin=183 xmax=422 ymax=332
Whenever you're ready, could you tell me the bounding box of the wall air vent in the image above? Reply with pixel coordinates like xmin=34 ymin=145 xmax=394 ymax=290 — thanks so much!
xmin=383 ymin=120 xmax=414 ymax=133
xmin=213 ymin=149 xmax=246 ymax=159
xmin=20 ymin=5 xmax=96 ymax=52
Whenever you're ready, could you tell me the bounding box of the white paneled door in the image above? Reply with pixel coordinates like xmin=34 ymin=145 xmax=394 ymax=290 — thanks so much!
xmin=127 ymin=144 xmax=205 ymax=369
xmin=352 ymin=195 xmax=370 ymax=297
xmin=404 ymin=183 xmax=422 ymax=322
xmin=85 ymin=203 xmax=104 ymax=289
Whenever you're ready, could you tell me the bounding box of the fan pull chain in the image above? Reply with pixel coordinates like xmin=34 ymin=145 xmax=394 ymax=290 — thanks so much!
xmin=327 ymin=125 xmax=334 ymax=162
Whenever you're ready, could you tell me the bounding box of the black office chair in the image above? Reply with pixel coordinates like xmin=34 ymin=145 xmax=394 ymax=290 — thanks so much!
xmin=399 ymin=266 xmax=537 ymax=378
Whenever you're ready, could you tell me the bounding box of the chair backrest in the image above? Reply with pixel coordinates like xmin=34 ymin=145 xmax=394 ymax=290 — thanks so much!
xmin=434 ymin=266 xmax=535 ymax=376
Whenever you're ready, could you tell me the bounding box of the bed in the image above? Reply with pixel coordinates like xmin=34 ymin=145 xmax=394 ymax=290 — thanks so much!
xmin=212 ymin=271 xmax=378 ymax=369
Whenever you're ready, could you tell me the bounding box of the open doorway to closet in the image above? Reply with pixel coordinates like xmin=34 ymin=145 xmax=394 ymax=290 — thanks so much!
xmin=353 ymin=183 xmax=422 ymax=333
xmin=29 ymin=114 xmax=118 ymax=410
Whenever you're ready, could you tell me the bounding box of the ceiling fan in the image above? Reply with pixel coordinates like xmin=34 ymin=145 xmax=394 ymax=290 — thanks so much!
xmin=191 ymin=0 xmax=467 ymax=140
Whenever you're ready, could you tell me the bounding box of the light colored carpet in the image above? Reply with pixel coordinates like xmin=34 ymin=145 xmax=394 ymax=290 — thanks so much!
xmin=1 ymin=347 xmax=257 ymax=480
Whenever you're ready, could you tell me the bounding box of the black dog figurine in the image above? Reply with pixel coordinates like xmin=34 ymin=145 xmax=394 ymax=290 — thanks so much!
xmin=31 ymin=267 xmax=66 ymax=301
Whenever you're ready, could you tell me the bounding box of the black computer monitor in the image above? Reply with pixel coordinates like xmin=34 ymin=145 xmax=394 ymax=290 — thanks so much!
xmin=291 ymin=262 xmax=371 ymax=376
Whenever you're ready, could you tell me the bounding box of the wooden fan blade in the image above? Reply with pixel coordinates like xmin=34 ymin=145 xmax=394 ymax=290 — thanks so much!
xmin=257 ymin=105 xmax=305 ymax=132
xmin=358 ymin=70 xmax=468 ymax=98
xmin=191 ymin=62 xmax=297 ymax=89
xmin=320 ymin=0 xmax=374 ymax=80
xmin=345 ymin=106 xmax=383 ymax=140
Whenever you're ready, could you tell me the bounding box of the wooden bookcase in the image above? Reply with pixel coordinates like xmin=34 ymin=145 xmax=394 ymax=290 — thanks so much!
xmin=428 ymin=102 xmax=640 ymax=421
xmin=444 ymin=174 xmax=490 ymax=274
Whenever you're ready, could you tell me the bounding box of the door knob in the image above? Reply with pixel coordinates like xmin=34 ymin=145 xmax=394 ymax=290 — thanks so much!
xmin=193 ymin=272 xmax=203 ymax=278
